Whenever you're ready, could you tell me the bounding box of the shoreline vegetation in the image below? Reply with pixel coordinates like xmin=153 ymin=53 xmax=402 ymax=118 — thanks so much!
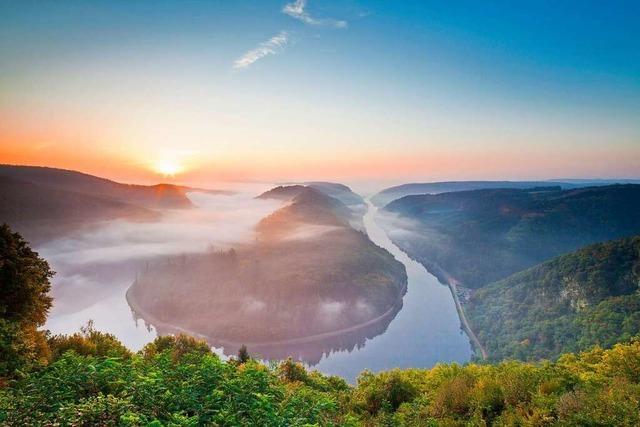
xmin=397 ymin=254 xmax=488 ymax=359
xmin=125 ymin=277 xmax=407 ymax=352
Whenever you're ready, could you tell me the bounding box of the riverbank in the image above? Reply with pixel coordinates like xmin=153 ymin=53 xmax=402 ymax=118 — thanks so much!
xmin=374 ymin=238 xmax=488 ymax=360
xmin=446 ymin=280 xmax=488 ymax=360
xmin=415 ymin=260 xmax=488 ymax=360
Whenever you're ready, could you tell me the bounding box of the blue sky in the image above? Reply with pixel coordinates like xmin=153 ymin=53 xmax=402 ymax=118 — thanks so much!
xmin=1 ymin=0 xmax=638 ymax=184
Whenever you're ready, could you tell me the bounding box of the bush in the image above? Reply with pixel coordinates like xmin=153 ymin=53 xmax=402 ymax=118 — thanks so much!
xmin=140 ymin=334 xmax=211 ymax=361
xmin=48 ymin=320 xmax=131 ymax=361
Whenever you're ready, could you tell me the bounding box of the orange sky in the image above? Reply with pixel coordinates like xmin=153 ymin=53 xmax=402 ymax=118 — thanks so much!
xmin=2 ymin=1 xmax=639 ymax=188
xmin=2 ymin=106 xmax=640 ymax=187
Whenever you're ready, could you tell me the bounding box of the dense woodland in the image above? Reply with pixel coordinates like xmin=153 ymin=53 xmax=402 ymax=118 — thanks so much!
xmin=4 ymin=177 xmax=640 ymax=425
xmin=383 ymin=185 xmax=640 ymax=288
xmin=3 ymin=223 xmax=640 ymax=426
xmin=466 ymin=236 xmax=640 ymax=362
xmin=382 ymin=185 xmax=640 ymax=365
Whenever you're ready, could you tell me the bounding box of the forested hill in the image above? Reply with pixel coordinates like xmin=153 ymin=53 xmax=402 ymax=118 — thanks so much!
xmin=0 ymin=164 xmax=231 ymax=209
xmin=303 ymin=181 xmax=366 ymax=209
xmin=128 ymin=185 xmax=406 ymax=358
xmin=371 ymin=179 xmax=640 ymax=207
xmin=259 ymin=184 xmax=365 ymax=230
xmin=382 ymin=184 xmax=640 ymax=287
xmin=0 ymin=164 xmax=233 ymax=243
xmin=0 ymin=175 xmax=159 ymax=243
xmin=466 ymin=236 xmax=640 ymax=362
xmin=258 ymin=186 xmax=353 ymax=228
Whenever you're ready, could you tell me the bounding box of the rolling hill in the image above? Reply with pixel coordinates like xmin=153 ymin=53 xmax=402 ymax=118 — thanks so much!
xmin=0 ymin=164 xmax=233 ymax=243
xmin=258 ymin=182 xmax=367 ymax=231
xmin=0 ymin=164 xmax=233 ymax=209
xmin=382 ymin=184 xmax=640 ymax=288
xmin=371 ymin=179 xmax=640 ymax=207
xmin=0 ymin=175 xmax=159 ymax=243
xmin=371 ymin=180 xmax=571 ymax=206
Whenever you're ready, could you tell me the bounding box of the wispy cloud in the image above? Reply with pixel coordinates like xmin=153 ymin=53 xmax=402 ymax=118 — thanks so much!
xmin=233 ymin=31 xmax=289 ymax=70
xmin=283 ymin=0 xmax=347 ymax=28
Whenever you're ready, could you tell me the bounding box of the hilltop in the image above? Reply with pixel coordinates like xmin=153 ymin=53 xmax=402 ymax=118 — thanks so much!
xmin=264 ymin=182 xmax=367 ymax=230
xmin=0 ymin=164 xmax=231 ymax=208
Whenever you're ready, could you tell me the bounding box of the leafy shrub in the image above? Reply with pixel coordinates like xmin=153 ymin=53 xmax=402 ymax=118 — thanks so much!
xmin=48 ymin=320 xmax=131 ymax=361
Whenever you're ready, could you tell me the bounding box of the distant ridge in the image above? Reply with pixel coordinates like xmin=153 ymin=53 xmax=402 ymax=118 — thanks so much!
xmin=0 ymin=164 xmax=233 ymax=209
xmin=371 ymin=179 xmax=638 ymax=207
xmin=0 ymin=164 xmax=232 ymax=243
xmin=0 ymin=175 xmax=158 ymax=243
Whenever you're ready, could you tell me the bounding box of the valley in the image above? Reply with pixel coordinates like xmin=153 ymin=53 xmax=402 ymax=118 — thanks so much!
xmin=2 ymin=165 xmax=639 ymax=376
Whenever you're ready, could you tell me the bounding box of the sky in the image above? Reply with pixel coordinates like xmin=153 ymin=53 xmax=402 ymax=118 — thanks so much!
xmin=1 ymin=0 xmax=639 ymax=187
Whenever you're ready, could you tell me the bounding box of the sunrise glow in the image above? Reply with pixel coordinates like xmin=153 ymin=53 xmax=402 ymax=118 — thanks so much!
xmin=0 ymin=1 xmax=638 ymax=186
xmin=153 ymin=159 xmax=183 ymax=178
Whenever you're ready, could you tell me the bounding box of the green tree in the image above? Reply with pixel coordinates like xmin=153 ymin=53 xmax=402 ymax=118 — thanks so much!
xmin=0 ymin=224 xmax=53 ymax=380
xmin=48 ymin=320 xmax=131 ymax=361
xmin=237 ymin=344 xmax=250 ymax=363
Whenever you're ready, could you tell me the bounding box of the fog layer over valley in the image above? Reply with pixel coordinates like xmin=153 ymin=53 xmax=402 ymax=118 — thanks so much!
xmin=41 ymin=189 xmax=283 ymax=344
xmin=128 ymin=186 xmax=408 ymax=359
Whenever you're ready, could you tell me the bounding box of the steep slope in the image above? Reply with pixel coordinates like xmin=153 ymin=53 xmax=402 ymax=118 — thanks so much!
xmin=0 ymin=164 xmax=216 ymax=208
xmin=382 ymin=185 xmax=640 ymax=287
xmin=466 ymin=236 xmax=640 ymax=361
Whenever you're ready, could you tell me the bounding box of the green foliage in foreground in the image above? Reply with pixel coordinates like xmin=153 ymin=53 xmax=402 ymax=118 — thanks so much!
xmin=2 ymin=328 xmax=640 ymax=426
xmin=0 ymin=224 xmax=53 ymax=381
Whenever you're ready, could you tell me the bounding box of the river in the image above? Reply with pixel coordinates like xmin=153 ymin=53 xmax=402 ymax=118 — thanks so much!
xmin=311 ymin=201 xmax=472 ymax=380
xmin=44 ymin=194 xmax=472 ymax=383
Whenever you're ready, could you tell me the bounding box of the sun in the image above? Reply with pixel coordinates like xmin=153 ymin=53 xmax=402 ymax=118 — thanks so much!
xmin=153 ymin=159 xmax=183 ymax=177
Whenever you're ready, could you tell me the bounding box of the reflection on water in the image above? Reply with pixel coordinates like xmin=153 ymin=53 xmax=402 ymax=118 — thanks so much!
xmin=44 ymin=194 xmax=472 ymax=383
xmin=130 ymin=294 xmax=404 ymax=366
